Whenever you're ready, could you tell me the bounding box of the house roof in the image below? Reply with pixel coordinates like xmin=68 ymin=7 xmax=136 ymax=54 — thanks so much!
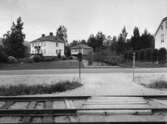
xmin=71 ymin=44 xmax=93 ymax=49
xmin=31 ymin=35 xmax=65 ymax=43
xmin=155 ymin=17 xmax=167 ymax=36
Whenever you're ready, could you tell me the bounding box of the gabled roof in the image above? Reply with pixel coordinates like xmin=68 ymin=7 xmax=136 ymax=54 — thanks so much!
xmin=155 ymin=17 xmax=167 ymax=36
xmin=71 ymin=44 xmax=93 ymax=49
xmin=31 ymin=35 xmax=65 ymax=43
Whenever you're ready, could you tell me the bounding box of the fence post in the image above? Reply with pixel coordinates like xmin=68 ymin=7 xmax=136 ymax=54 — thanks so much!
xmin=133 ymin=52 xmax=135 ymax=81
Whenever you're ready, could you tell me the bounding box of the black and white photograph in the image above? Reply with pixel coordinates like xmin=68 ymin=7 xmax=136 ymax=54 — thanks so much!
xmin=0 ymin=0 xmax=167 ymax=123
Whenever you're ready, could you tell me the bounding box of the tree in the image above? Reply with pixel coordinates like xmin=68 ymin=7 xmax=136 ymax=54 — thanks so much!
xmin=115 ymin=27 xmax=128 ymax=54
xmin=64 ymin=45 xmax=71 ymax=57
xmin=87 ymin=32 xmax=105 ymax=52
xmin=70 ymin=40 xmax=78 ymax=47
xmin=121 ymin=26 xmax=128 ymax=41
xmin=140 ymin=29 xmax=154 ymax=49
xmin=95 ymin=32 xmax=105 ymax=50
xmin=80 ymin=39 xmax=87 ymax=45
xmin=3 ymin=17 xmax=26 ymax=58
xmin=130 ymin=27 xmax=141 ymax=50
xmin=56 ymin=25 xmax=67 ymax=43
xmin=87 ymin=34 xmax=97 ymax=52
xmin=110 ymin=36 xmax=117 ymax=52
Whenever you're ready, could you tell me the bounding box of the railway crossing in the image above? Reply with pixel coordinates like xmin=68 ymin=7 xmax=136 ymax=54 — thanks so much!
xmin=0 ymin=95 xmax=166 ymax=123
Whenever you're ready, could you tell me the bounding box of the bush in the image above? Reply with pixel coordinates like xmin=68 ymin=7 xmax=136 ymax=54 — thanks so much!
xmin=33 ymin=55 xmax=42 ymax=62
xmin=146 ymin=80 xmax=167 ymax=89
xmin=21 ymin=57 xmax=34 ymax=63
xmin=124 ymin=51 xmax=133 ymax=61
xmin=8 ymin=56 xmax=18 ymax=63
xmin=153 ymin=49 xmax=158 ymax=62
xmin=43 ymin=57 xmax=56 ymax=62
xmin=0 ymin=47 xmax=8 ymax=63
xmin=93 ymin=48 xmax=124 ymax=65
xmin=158 ymin=48 xmax=167 ymax=64
xmin=143 ymin=48 xmax=153 ymax=61
xmin=104 ymin=56 xmax=123 ymax=65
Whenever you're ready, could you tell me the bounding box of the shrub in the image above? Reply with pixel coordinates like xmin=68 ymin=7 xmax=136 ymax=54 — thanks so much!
xmin=43 ymin=57 xmax=56 ymax=62
xmin=8 ymin=56 xmax=18 ymax=63
xmin=104 ymin=56 xmax=123 ymax=65
xmin=146 ymin=80 xmax=167 ymax=89
xmin=143 ymin=48 xmax=153 ymax=61
xmin=124 ymin=51 xmax=133 ymax=61
xmin=33 ymin=55 xmax=42 ymax=62
xmin=158 ymin=48 xmax=167 ymax=64
xmin=153 ymin=49 xmax=158 ymax=62
xmin=20 ymin=57 xmax=34 ymax=63
xmin=0 ymin=47 xmax=8 ymax=63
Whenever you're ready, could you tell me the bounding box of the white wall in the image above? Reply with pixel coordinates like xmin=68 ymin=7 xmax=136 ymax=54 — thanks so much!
xmin=155 ymin=20 xmax=167 ymax=49
xmin=71 ymin=48 xmax=92 ymax=55
xmin=71 ymin=49 xmax=81 ymax=55
xmin=30 ymin=41 xmax=64 ymax=56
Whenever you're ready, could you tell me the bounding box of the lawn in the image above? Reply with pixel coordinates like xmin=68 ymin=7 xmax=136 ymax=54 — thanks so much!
xmin=135 ymin=73 xmax=167 ymax=89
xmin=0 ymin=60 xmax=84 ymax=70
xmin=119 ymin=61 xmax=167 ymax=68
xmin=0 ymin=80 xmax=82 ymax=96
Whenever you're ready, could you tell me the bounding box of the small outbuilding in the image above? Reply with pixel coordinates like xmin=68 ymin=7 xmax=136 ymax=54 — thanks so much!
xmin=71 ymin=44 xmax=93 ymax=56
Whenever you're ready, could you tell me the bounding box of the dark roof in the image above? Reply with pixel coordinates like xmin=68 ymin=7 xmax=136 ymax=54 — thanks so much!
xmin=31 ymin=35 xmax=65 ymax=43
xmin=71 ymin=44 xmax=93 ymax=49
xmin=155 ymin=17 xmax=167 ymax=36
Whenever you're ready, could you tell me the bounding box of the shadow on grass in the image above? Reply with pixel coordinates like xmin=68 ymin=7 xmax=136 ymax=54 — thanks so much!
xmin=0 ymin=80 xmax=82 ymax=96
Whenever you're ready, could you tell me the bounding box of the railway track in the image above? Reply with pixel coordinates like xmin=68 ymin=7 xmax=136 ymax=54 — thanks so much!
xmin=0 ymin=95 xmax=166 ymax=123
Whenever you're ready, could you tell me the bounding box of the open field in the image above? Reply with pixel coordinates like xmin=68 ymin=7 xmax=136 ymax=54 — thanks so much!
xmin=119 ymin=61 xmax=167 ymax=68
xmin=0 ymin=60 xmax=84 ymax=70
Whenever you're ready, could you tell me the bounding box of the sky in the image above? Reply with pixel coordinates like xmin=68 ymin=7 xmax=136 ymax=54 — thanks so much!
xmin=0 ymin=0 xmax=167 ymax=42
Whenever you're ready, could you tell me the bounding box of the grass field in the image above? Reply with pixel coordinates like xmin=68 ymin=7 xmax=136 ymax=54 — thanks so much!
xmin=119 ymin=61 xmax=167 ymax=68
xmin=0 ymin=60 xmax=84 ymax=70
xmin=0 ymin=80 xmax=82 ymax=96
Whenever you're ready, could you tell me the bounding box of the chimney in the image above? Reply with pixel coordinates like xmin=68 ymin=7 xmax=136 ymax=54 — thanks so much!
xmin=42 ymin=34 xmax=45 ymax=37
xmin=49 ymin=32 xmax=53 ymax=36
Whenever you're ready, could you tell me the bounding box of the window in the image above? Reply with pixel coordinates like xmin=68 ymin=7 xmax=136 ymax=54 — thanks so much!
xmin=161 ymin=34 xmax=164 ymax=43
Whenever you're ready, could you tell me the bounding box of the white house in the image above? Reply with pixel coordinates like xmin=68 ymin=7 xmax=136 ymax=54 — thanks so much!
xmin=71 ymin=44 xmax=93 ymax=56
xmin=30 ymin=32 xmax=65 ymax=57
xmin=155 ymin=17 xmax=167 ymax=49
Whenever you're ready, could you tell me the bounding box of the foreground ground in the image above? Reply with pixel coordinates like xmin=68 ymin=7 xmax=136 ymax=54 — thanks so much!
xmin=0 ymin=68 xmax=167 ymax=96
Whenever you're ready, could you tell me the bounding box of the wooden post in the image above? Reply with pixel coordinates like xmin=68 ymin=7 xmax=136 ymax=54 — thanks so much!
xmin=133 ymin=52 xmax=135 ymax=81
xmin=78 ymin=46 xmax=82 ymax=81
